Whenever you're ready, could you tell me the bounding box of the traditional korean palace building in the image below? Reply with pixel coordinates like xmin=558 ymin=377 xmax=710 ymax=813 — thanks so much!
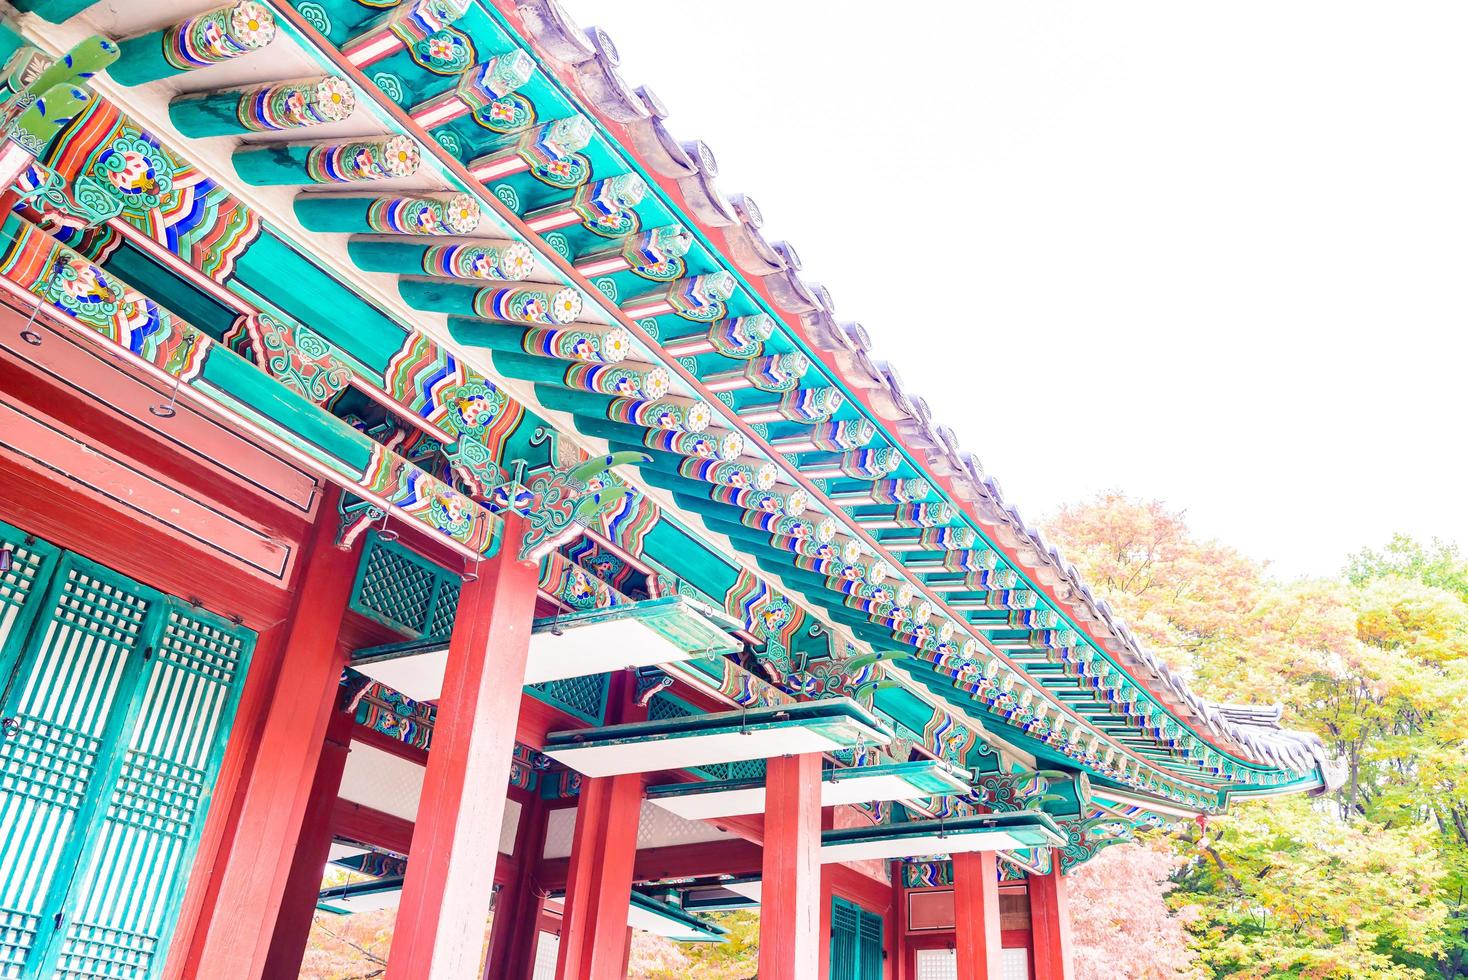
xmin=0 ymin=1 xmax=1335 ymax=978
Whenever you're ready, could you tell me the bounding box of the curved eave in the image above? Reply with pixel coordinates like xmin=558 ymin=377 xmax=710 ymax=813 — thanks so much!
xmin=486 ymin=0 xmax=1328 ymax=780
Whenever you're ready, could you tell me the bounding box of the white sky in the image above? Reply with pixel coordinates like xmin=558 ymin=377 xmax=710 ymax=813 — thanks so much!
xmin=568 ymin=1 xmax=1468 ymax=578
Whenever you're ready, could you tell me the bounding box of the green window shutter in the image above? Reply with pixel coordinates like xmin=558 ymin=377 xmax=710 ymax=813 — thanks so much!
xmin=45 ymin=602 xmax=254 ymax=979
xmin=831 ymin=897 xmax=861 ymax=980
xmin=0 ymin=527 xmax=256 ymax=980
xmin=0 ymin=521 xmax=62 ymax=682
xmin=830 ymin=898 xmax=884 ymax=980
xmin=0 ymin=554 xmax=162 ymax=978
xmin=349 ymin=532 xmax=460 ymax=639
xmin=858 ymin=908 xmax=885 ymax=980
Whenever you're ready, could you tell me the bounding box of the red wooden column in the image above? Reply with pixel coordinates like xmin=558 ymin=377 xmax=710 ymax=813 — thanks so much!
xmin=556 ymin=673 xmax=645 ymax=979
xmin=818 ymin=867 xmax=835 ymax=978
xmin=185 ymin=490 xmax=360 ymax=979
xmin=1027 ymin=863 xmax=1076 ymax=980
xmin=953 ymin=851 xmax=1002 ymax=980
xmin=483 ymin=793 xmax=550 ymax=980
xmin=888 ymin=871 xmax=905 ymax=980
xmin=260 ymin=707 xmax=355 ymax=977
xmin=758 ymin=753 xmax=823 ymax=979
xmin=553 ymin=772 xmax=644 ymax=977
xmin=385 ymin=514 xmax=539 ymax=980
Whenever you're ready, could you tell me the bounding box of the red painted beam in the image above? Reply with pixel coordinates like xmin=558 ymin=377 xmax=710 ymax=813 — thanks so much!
xmin=554 ymin=770 xmax=644 ymax=979
xmin=832 ymin=864 xmax=896 ymax=921
xmin=953 ymin=851 xmax=1002 ymax=980
xmin=165 ymin=622 xmax=287 ymax=980
xmin=758 ymin=753 xmax=822 ymax=979
xmin=262 ymin=708 xmax=355 ymax=978
xmin=385 ymin=516 xmax=539 ymax=980
xmin=182 ymin=492 xmax=361 ymax=980
xmin=888 ymin=875 xmax=905 ymax=980
xmin=819 ymin=868 xmax=835 ymax=979
xmin=1028 ymin=866 xmax=1075 ymax=980
xmin=350 ymin=723 xmax=430 ymax=767
xmin=331 ymin=798 xmax=416 ymax=855
xmin=484 ymin=795 xmax=550 ymax=980
xmin=538 ymin=837 xmax=763 ymax=892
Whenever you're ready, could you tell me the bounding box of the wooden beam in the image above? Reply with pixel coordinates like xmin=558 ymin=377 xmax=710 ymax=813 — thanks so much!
xmin=554 ymin=770 xmax=644 ymax=979
xmin=483 ymin=795 xmax=550 ymax=980
xmin=181 ymin=491 xmax=361 ymax=979
xmin=555 ymin=673 xmax=646 ymax=979
xmin=1028 ymin=865 xmax=1076 ymax=980
xmin=758 ymin=753 xmax=822 ymax=979
xmin=331 ymin=798 xmax=416 ymax=855
xmin=538 ymin=838 xmax=763 ymax=892
xmin=953 ymin=851 xmax=1002 ymax=980
xmin=262 ymin=708 xmax=355 ymax=978
xmin=384 ymin=515 xmax=539 ymax=980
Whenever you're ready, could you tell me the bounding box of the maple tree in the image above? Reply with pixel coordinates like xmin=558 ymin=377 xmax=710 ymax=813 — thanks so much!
xmin=1045 ymin=492 xmax=1468 ymax=979
xmin=1067 ymin=837 xmax=1205 ymax=980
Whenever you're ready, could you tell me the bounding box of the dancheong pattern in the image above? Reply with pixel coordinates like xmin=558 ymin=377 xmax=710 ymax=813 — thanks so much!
xmin=40 ymin=101 xmax=260 ymax=281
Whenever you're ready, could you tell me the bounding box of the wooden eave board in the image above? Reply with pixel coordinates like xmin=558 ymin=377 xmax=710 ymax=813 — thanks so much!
xmin=819 ymin=812 xmax=1064 ymax=864
xmin=542 ymin=699 xmax=890 ymax=778
xmin=645 ymin=760 xmax=969 ymax=820
xmin=350 ymin=596 xmax=740 ymax=699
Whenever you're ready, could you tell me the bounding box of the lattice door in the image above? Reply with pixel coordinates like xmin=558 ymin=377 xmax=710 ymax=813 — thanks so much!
xmin=830 ymin=897 xmax=861 ymax=980
xmin=857 ymin=906 xmax=885 ymax=980
xmin=0 ymin=525 xmax=254 ymax=980
xmin=0 ymin=553 xmax=162 ymax=979
xmin=42 ymin=604 xmax=253 ymax=980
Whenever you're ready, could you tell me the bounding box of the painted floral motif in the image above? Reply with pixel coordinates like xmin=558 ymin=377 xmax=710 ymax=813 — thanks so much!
xmin=167 ymin=1 xmax=277 ymax=70
xmin=445 ymin=381 xmax=504 ymax=434
xmin=530 ymin=153 xmax=591 ymax=190
xmin=409 ymin=27 xmax=475 ymax=75
xmin=95 ymin=136 xmax=172 ymax=212
xmin=472 ymin=93 xmax=534 ymax=133
xmin=239 ymin=311 xmax=351 ymax=404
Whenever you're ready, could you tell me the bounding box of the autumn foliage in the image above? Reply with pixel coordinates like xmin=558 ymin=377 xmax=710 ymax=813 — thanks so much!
xmin=1046 ymin=494 xmax=1468 ymax=979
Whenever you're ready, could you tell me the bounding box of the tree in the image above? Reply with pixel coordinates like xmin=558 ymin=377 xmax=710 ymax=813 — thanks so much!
xmin=1067 ymin=837 xmax=1205 ymax=980
xmin=1044 ymin=494 xmax=1467 ymax=978
xmin=1345 ymin=535 xmax=1468 ymax=601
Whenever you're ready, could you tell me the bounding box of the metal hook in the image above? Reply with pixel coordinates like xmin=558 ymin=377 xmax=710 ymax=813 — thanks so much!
xmin=376 ymin=508 xmax=399 ymax=543
xmin=17 ymin=285 xmax=46 ymax=347
xmin=150 ymin=338 xmax=195 ymax=419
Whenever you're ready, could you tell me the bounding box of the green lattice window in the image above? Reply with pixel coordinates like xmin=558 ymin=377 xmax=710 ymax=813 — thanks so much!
xmin=0 ymin=522 xmax=254 ymax=980
xmin=527 ymin=674 xmax=608 ymax=725
xmin=830 ymin=898 xmax=884 ymax=980
xmin=646 ymin=693 xmax=732 ymax=780
xmin=349 ymin=532 xmax=461 ymax=638
xmin=728 ymin=758 xmax=767 ymax=781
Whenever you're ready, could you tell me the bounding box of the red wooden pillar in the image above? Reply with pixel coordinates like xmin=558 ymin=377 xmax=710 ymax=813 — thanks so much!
xmin=758 ymin=753 xmax=822 ymax=979
xmin=553 ymin=770 xmax=644 ymax=978
xmin=260 ymin=707 xmax=355 ymax=977
xmin=818 ymin=866 xmax=835 ymax=978
xmin=385 ymin=514 xmax=539 ymax=980
xmin=556 ymin=672 xmax=646 ymax=979
xmin=483 ymin=794 xmax=550 ymax=980
xmin=953 ymin=851 xmax=1002 ymax=980
xmin=185 ymin=491 xmax=360 ymax=979
xmin=1027 ymin=864 xmax=1075 ymax=980
xmin=888 ymin=871 xmax=905 ymax=980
